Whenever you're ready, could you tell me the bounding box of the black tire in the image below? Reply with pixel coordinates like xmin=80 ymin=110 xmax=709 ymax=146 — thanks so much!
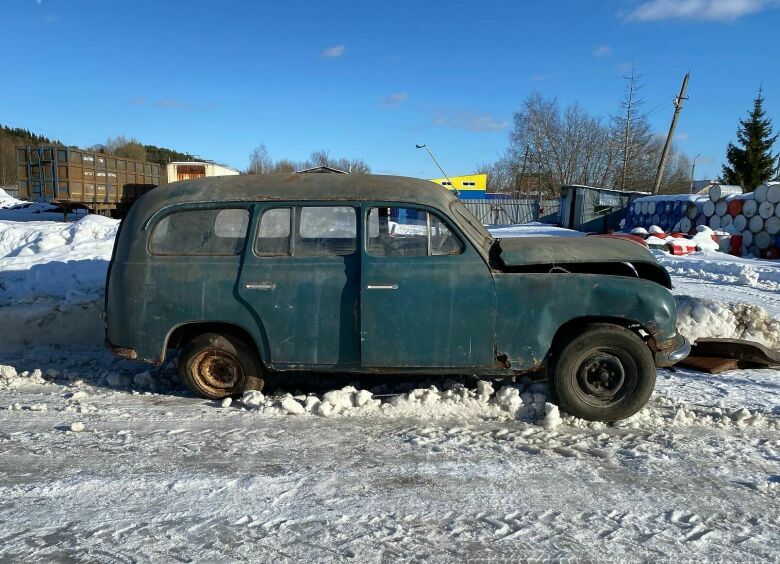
xmin=551 ymin=324 xmax=655 ymax=422
xmin=178 ymin=333 xmax=264 ymax=399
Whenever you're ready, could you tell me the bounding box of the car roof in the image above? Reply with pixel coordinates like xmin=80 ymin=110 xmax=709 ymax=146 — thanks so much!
xmin=135 ymin=173 xmax=459 ymax=216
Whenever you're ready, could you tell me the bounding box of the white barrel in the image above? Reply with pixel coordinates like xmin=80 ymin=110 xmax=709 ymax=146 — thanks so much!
xmin=766 ymin=215 xmax=780 ymax=235
xmin=648 ymin=201 xmax=657 ymax=215
xmin=749 ymin=215 xmax=764 ymax=233
xmin=686 ymin=203 xmax=698 ymax=219
xmin=720 ymin=214 xmax=733 ymax=228
xmin=754 ymin=184 xmax=768 ymax=203
xmin=759 ymin=201 xmax=775 ymax=219
xmin=755 ymin=231 xmax=772 ymax=250
xmin=641 ymin=201 xmax=649 ymax=215
xmin=679 ymin=217 xmax=692 ymax=232
xmin=703 ymin=200 xmax=716 ymax=217
xmin=742 ymin=230 xmax=753 ymax=248
xmin=768 ymin=183 xmax=780 ymax=204
xmin=715 ymin=199 xmax=728 ymax=216
xmin=709 ymin=184 xmax=742 ymax=201
xmin=776 ymin=203 xmax=780 ymax=218
xmin=733 ymin=214 xmax=748 ymax=231
xmin=743 ymin=199 xmax=758 ymax=217
xmin=709 ymin=214 xmax=722 ymax=229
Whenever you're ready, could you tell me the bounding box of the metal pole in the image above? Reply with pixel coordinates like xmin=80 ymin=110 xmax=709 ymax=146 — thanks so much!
xmin=416 ymin=144 xmax=459 ymax=198
xmin=689 ymin=153 xmax=700 ymax=194
xmin=653 ymin=72 xmax=690 ymax=194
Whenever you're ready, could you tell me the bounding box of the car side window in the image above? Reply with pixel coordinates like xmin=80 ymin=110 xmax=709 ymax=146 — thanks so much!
xmin=296 ymin=206 xmax=357 ymax=256
xmin=255 ymin=207 xmax=292 ymax=256
xmin=150 ymin=208 xmax=249 ymax=256
xmin=366 ymin=207 xmax=463 ymax=257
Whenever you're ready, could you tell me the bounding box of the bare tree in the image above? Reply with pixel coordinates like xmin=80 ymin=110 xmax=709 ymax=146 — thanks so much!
xmin=248 ymin=144 xmax=272 ymax=174
xmin=613 ymin=67 xmax=652 ymax=189
xmin=103 ymin=135 xmax=147 ymax=161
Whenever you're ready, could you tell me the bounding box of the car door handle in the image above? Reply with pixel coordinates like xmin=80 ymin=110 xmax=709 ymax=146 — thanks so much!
xmin=245 ymin=282 xmax=276 ymax=290
xmin=366 ymin=284 xmax=398 ymax=290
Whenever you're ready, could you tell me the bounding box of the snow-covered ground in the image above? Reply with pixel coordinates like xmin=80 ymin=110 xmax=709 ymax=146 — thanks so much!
xmin=0 ymin=210 xmax=778 ymax=561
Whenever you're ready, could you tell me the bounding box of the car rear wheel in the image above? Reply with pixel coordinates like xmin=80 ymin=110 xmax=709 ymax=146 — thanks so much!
xmin=178 ymin=333 xmax=264 ymax=399
xmin=551 ymin=324 xmax=655 ymax=422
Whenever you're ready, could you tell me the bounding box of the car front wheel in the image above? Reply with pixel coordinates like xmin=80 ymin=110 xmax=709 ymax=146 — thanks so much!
xmin=551 ymin=324 xmax=656 ymax=422
xmin=178 ymin=333 xmax=264 ymax=399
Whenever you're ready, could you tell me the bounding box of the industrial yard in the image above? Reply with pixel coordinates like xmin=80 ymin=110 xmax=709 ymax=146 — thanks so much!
xmin=2 ymin=0 xmax=780 ymax=562
xmin=0 ymin=190 xmax=778 ymax=561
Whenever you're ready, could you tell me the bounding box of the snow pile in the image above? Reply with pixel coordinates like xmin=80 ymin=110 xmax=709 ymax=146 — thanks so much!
xmin=241 ymin=379 xmax=558 ymax=423
xmin=0 ymin=188 xmax=25 ymax=209
xmin=489 ymin=222 xmax=585 ymax=238
xmin=658 ymin=250 xmax=780 ymax=292
xmin=0 ymin=365 xmax=47 ymax=390
xmin=0 ymin=216 xmax=118 ymax=349
xmin=675 ymin=295 xmax=780 ymax=350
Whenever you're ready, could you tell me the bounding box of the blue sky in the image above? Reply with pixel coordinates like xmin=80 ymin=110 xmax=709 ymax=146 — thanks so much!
xmin=1 ymin=0 xmax=779 ymax=180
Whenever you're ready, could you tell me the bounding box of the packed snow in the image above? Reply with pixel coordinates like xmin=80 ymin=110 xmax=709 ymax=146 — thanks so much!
xmin=0 ymin=208 xmax=778 ymax=561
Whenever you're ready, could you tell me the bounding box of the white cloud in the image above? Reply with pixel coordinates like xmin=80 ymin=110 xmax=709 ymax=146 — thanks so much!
xmin=431 ymin=110 xmax=508 ymax=132
xmin=627 ymin=0 xmax=778 ymax=21
xmin=593 ymin=45 xmax=612 ymax=57
xmin=379 ymin=93 xmax=408 ymax=109
xmin=321 ymin=44 xmax=345 ymax=58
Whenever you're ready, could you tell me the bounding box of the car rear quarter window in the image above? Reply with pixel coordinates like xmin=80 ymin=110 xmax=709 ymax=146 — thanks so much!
xmin=150 ymin=208 xmax=249 ymax=256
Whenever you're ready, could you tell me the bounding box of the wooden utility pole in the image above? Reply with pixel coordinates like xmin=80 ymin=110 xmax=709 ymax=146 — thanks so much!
xmin=515 ymin=145 xmax=530 ymax=199
xmin=653 ymin=72 xmax=690 ymax=194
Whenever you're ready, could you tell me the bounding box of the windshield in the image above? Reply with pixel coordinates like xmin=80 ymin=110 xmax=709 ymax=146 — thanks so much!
xmin=449 ymin=200 xmax=493 ymax=253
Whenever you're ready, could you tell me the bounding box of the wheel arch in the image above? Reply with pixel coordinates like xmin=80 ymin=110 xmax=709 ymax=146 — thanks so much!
xmin=547 ymin=316 xmax=650 ymax=365
xmin=164 ymin=321 xmax=265 ymax=367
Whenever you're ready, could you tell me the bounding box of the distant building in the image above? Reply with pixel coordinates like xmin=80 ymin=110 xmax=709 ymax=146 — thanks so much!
xmin=296 ymin=165 xmax=350 ymax=174
xmin=428 ymin=173 xmax=487 ymax=198
xmin=166 ymin=161 xmax=240 ymax=182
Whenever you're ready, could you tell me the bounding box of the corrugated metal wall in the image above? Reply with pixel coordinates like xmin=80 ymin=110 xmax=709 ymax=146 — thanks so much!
xmin=461 ymin=198 xmax=562 ymax=226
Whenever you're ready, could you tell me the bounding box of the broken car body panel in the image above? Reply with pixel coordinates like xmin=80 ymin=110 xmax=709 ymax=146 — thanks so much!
xmin=105 ymin=173 xmax=687 ymax=374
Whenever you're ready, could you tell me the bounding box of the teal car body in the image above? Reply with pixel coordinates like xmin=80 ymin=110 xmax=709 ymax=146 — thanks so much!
xmin=105 ymin=174 xmax=688 ymax=376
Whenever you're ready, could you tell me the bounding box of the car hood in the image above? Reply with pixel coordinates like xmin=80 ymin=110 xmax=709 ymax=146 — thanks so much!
xmin=492 ymin=236 xmax=659 ymax=267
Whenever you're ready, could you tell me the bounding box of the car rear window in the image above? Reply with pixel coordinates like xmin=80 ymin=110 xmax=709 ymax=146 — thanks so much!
xmin=296 ymin=206 xmax=357 ymax=256
xmin=150 ymin=208 xmax=249 ymax=256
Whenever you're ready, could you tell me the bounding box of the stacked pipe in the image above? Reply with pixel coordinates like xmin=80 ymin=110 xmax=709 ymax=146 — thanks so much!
xmin=701 ymin=182 xmax=780 ymax=258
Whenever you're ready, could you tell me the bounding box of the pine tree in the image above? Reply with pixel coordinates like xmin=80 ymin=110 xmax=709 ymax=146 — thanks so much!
xmin=721 ymin=88 xmax=778 ymax=191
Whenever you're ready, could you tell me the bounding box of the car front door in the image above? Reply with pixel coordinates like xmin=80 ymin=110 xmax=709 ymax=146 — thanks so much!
xmin=238 ymin=203 xmax=361 ymax=367
xmin=360 ymin=204 xmax=496 ymax=368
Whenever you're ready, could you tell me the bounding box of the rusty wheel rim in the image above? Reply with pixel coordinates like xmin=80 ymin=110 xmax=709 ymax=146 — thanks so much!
xmin=191 ymin=349 xmax=244 ymax=395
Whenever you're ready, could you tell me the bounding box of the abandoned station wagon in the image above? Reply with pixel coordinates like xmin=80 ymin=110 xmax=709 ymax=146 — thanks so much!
xmin=105 ymin=174 xmax=690 ymax=421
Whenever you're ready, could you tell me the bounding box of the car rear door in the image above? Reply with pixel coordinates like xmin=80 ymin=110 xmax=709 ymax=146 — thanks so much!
xmin=360 ymin=204 xmax=496 ymax=368
xmin=237 ymin=203 xmax=361 ymax=367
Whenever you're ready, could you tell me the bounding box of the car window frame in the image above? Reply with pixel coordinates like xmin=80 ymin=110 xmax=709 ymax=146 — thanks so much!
xmin=146 ymin=202 xmax=252 ymax=258
xmin=363 ymin=203 xmax=466 ymax=259
xmin=251 ymin=201 xmax=360 ymax=259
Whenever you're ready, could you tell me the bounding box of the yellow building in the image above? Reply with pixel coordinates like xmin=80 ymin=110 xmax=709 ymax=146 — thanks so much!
xmin=428 ymin=173 xmax=487 ymax=198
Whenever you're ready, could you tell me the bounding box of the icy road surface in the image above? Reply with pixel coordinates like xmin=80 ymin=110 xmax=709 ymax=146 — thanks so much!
xmin=0 ymin=348 xmax=778 ymax=562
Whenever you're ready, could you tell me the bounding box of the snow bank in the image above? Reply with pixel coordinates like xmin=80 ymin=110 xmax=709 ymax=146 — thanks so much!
xmin=241 ymin=378 xmax=557 ymax=422
xmin=0 ymin=188 xmax=25 ymax=209
xmin=489 ymin=222 xmax=585 ymax=238
xmin=0 ymin=216 xmax=118 ymax=349
xmin=675 ymin=295 xmax=780 ymax=350
xmin=657 ymin=250 xmax=780 ymax=292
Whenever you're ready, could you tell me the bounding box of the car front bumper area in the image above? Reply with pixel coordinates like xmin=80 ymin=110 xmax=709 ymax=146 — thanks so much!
xmin=653 ymin=333 xmax=691 ymax=368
